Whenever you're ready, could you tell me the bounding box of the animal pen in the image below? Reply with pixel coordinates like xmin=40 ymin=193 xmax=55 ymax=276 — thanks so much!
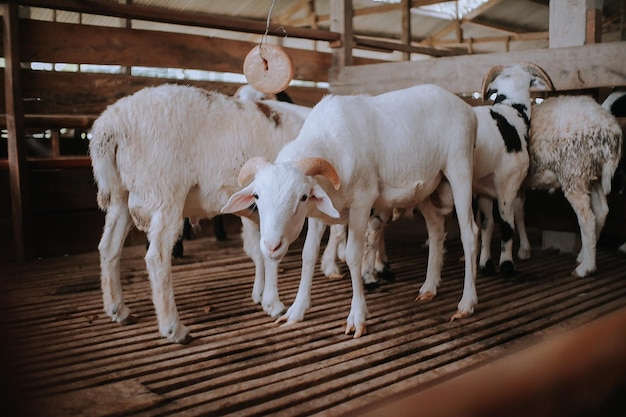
xmin=1 ymin=1 xmax=626 ymax=416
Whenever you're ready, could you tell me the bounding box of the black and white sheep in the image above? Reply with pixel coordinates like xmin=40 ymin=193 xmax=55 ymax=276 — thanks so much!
xmin=222 ymin=83 xmax=479 ymax=337
xmin=471 ymin=63 xmax=554 ymax=277
xmin=89 ymin=84 xmax=310 ymax=343
xmin=514 ymin=94 xmax=623 ymax=277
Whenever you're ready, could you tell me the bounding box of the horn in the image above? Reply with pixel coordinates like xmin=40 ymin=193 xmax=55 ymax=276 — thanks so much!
xmin=480 ymin=64 xmax=505 ymax=102
xmin=237 ymin=156 xmax=271 ymax=186
xmin=521 ymin=62 xmax=555 ymax=91
xmin=295 ymin=158 xmax=341 ymax=190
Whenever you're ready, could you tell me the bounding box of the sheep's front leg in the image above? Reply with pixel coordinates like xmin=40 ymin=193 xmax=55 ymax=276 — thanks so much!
xmin=345 ymin=207 xmax=371 ymax=338
xmin=99 ymin=202 xmax=134 ymax=325
xmin=260 ymin=257 xmax=284 ymax=317
xmin=145 ymin=211 xmax=191 ymax=344
xmin=321 ymin=224 xmax=346 ymax=279
xmin=565 ymin=190 xmax=597 ymax=277
xmin=241 ymin=217 xmax=265 ymax=305
xmin=277 ymin=218 xmax=327 ymax=324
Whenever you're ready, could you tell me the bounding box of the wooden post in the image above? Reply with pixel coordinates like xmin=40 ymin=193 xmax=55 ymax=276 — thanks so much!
xmin=401 ymin=0 xmax=411 ymax=61
xmin=3 ymin=1 xmax=32 ymax=262
xmin=329 ymin=0 xmax=353 ymax=83
xmin=550 ymin=0 xmax=603 ymax=48
xmin=586 ymin=0 xmax=603 ymax=44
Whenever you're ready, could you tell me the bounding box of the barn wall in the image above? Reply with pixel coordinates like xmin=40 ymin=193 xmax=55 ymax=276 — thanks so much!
xmin=0 ymin=16 xmax=335 ymax=262
xmin=2 ymin=3 xmax=626 ymax=262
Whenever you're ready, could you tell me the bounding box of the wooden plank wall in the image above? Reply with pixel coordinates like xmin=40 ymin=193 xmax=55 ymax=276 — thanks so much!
xmin=0 ymin=13 xmax=356 ymax=262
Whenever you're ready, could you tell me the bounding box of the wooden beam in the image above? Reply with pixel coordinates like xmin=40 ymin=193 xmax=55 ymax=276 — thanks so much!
xmin=11 ymin=19 xmax=335 ymax=83
xmin=401 ymin=0 xmax=411 ymax=61
xmin=3 ymin=2 xmax=32 ymax=262
xmin=18 ymin=0 xmax=341 ymax=43
xmin=353 ymin=36 xmax=460 ymax=57
xmin=0 ymin=157 xmax=92 ymax=170
xmin=330 ymin=41 xmax=626 ymax=96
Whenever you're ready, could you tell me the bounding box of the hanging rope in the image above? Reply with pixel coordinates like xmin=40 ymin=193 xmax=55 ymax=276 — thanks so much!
xmin=259 ymin=0 xmax=278 ymax=66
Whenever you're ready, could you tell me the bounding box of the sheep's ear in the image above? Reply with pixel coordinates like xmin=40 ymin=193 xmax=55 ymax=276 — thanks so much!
xmin=310 ymin=183 xmax=341 ymax=218
xmin=221 ymin=184 xmax=256 ymax=214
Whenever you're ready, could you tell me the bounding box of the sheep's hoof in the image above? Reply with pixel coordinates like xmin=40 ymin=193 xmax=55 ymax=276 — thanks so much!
xmin=177 ymin=333 xmax=194 ymax=345
xmin=416 ymin=292 xmax=436 ymax=302
xmin=327 ymin=272 xmax=345 ymax=280
xmin=377 ymin=263 xmax=395 ymax=283
xmin=571 ymin=267 xmax=594 ymax=278
xmin=119 ymin=314 xmax=139 ymax=325
xmin=499 ymin=261 xmax=517 ymax=279
xmin=479 ymin=260 xmax=496 ymax=276
xmin=363 ymin=280 xmax=379 ymax=292
xmin=450 ymin=310 xmax=472 ymax=322
xmin=517 ymin=247 xmax=531 ymax=260
xmin=345 ymin=323 xmax=367 ymax=338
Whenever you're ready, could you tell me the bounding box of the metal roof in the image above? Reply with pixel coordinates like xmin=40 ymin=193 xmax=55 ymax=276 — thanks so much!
xmin=28 ymin=0 xmax=624 ymax=58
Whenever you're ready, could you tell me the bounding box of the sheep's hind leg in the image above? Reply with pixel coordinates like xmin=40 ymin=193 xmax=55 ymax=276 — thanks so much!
xmin=476 ymin=196 xmax=496 ymax=276
xmin=145 ymin=210 xmax=191 ymax=344
xmin=321 ymin=224 xmax=346 ymax=279
xmin=564 ymin=190 xmax=596 ymax=278
xmin=372 ymin=209 xmax=394 ymax=283
xmin=514 ymin=192 xmax=531 ymax=260
xmin=496 ymin=183 xmax=522 ymax=279
xmin=588 ymin=182 xmax=609 ymax=252
xmin=446 ymin=168 xmax=479 ymax=320
xmin=344 ymin=207 xmax=371 ymax=338
xmin=361 ymin=210 xmax=390 ymax=291
xmin=415 ymin=198 xmax=446 ymax=302
xmin=99 ymin=202 xmax=135 ymax=325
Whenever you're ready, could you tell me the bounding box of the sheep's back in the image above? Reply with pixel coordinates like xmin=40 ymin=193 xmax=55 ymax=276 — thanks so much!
xmin=278 ymin=84 xmax=476 ymax=201
xmin=527 ymin=96 xmax=622 ymax=193
xmin=94 ymin=84 xmax=306 ymax=215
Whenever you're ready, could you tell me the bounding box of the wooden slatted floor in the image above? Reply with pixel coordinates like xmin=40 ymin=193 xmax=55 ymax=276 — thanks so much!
xmin=1 ymin=218 xmax=626 ymax=417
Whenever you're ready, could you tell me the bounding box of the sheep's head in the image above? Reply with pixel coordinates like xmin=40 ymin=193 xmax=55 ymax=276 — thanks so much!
xmin=481 ymin=63 xmax=554 ymax=103
xmin=222 ymin=156 xmax=341 ymax=261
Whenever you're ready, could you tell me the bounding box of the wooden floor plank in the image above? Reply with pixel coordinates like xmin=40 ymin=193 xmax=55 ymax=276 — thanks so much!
xmin=1 ymin=218 xmax=626 ymax=417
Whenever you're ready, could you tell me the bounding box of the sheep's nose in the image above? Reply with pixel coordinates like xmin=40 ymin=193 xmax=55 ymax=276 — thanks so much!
xmin=264 ymin=239 xmax=283 ymax=255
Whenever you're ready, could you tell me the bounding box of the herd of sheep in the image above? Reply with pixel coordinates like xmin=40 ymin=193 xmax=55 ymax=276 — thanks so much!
xmin=88 ymin=63 xmax=624 ymax=344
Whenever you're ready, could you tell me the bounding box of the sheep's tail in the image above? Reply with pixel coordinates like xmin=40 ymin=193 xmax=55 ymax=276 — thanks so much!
xmin=88 ymin=113 xmax=124 ymax=210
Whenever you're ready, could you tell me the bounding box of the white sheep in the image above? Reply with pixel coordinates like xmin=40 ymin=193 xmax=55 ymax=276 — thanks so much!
xmin=513 ymin=94 xmax=623 ymax=277
xmin=330 ymin=63 xmax=554 ymax=287
xmin=89 ymin=83 xmax=310 ymax=343
xmin=222 ymin=83 xmax=479 ymax=338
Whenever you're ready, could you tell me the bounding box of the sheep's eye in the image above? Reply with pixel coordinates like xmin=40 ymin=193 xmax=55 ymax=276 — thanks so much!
xmin=301 ymin=194 xmax=308 ymax=202
xmin=253 ymin=193 xmax=259 ymax=200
